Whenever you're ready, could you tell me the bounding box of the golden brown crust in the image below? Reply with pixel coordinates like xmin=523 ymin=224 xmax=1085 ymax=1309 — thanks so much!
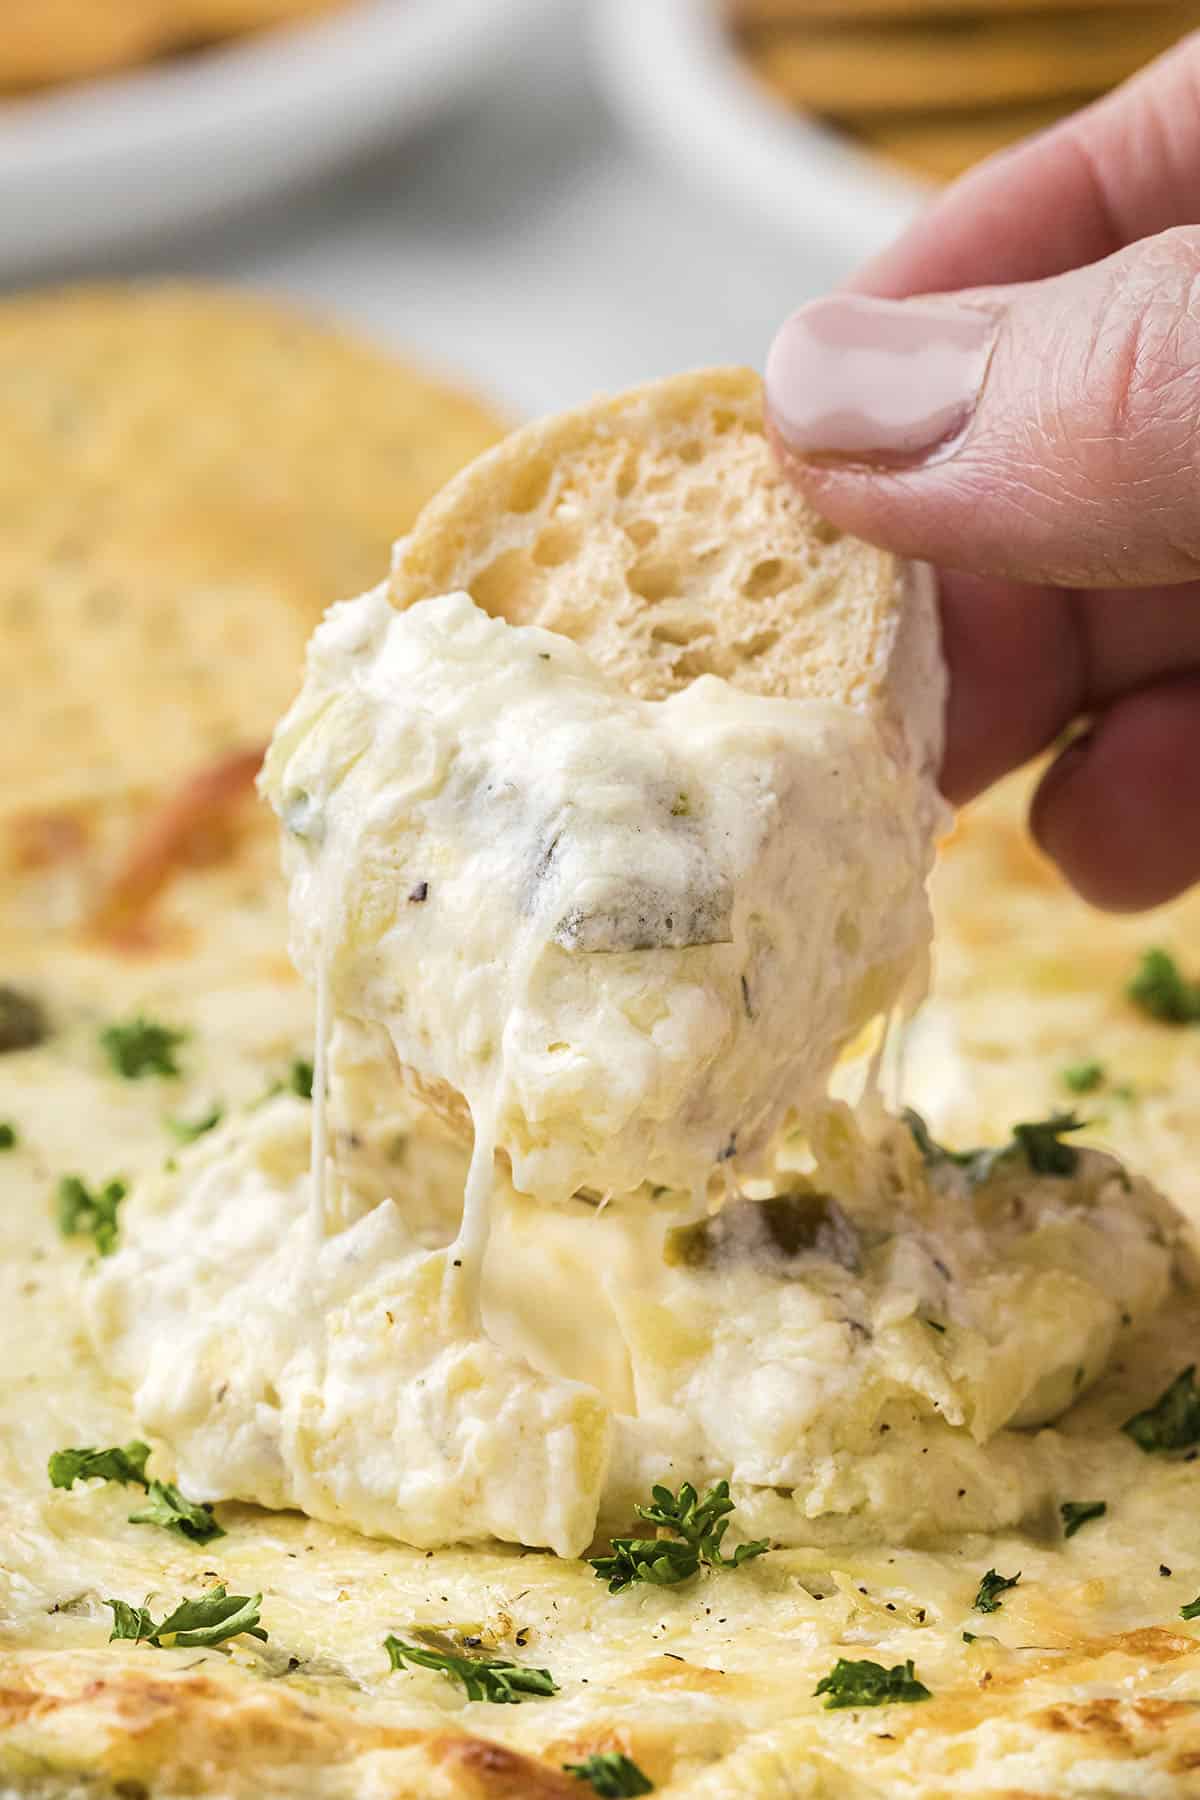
xmin=0 ymin=0 xmax=349 ymax=92
xmin=2 ymin=283 xmax=505 ymax=821
xmin=390 ymin=366 xmax=943 ymax=781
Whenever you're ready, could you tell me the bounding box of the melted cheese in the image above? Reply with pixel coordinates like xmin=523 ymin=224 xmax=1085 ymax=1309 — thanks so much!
xmin=260 ymin=588 xmax=938 ymax=1214
xmin=86 ymin=1075 xmax=1183 ymax=1557
xmin=82 ymin=592 xmax=1195 ymax=1567
xmin=4 ymin=797 xmax=1200 ymax=1800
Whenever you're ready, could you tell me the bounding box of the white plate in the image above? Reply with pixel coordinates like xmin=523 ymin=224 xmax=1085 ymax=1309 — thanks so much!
xmin=0 ymin=0 xmax=550 ymax=276
xmin=591 ymin=0 xmax=929 ymax=268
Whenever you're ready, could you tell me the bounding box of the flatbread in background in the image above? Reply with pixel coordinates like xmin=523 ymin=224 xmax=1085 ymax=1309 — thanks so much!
xmin=0 ymin=0 xmax=348 ymax=92
xmin=731 ymin=0 xmax=1183 ymax=20
xmin=3 ymin=289 xmax=1200 ymax=1799
xmin=739 ymin=5 xmax=1200 ymax=112
xmin=2 ymin=283 xmax=505 ymax=817
xmin=3 ymin=765 xmax=1200 ymax=1799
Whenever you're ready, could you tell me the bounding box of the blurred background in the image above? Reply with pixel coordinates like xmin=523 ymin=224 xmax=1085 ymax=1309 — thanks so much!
xmin=4 ymin=0 xmax=1200 ymax=419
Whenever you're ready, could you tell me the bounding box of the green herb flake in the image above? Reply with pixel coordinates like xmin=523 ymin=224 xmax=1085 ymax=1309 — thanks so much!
xmin=49 ymin=1442 xmax=150 ymax=1490
xmin=903 ymin=1108 xmax=1086 ymax=1184
xmin=56 ymin=1173 xmax=127 ymax=1256
xmin=383 ymin=1636 xmax=557 ymax=1703
xmin=564 ymin=1751 xmax=654 ymax=1795
xmin=1128 ymin=948 xmax=1200 ymax=1025
xmin=669 ymin=793 xmax=691 ymax=818
xmin=1062 ymin=1060 xmax=1104 ymax=1095
xmin=167 ymin=1104 xmax=223 ymax=1144
xmin=288 ymin=1058 xmax=314 ymax=1100
xmin=1060 ymin=1500 xmax=1106 ymax=1539
xmin=106 ymin=1585 xmax=265 ymax=1649
xmin=127 ymin=1479 xmax=225 ymax=1545
xmin=962 ymin=1631 xmax=977 ymax=1644
xmin=1123 ymin=1366 xmax=1200 ymax=1453
xmin=814 ymin=1657 xmax=931 ymax=1710
xmin=49 ymin=1443 xmax=223 ymax=1544
xmin=973 ymin=1568 xmax=1020 ymax=1614
xmin=589 ymin=1480 xmax=768 ymax=1594
xmin=1181 ymin=1596 xmax=1200 ymax=1622
xmin=0 ymin=1121 xmax=16 ymax=1150
xmin=100 ymin=1016 xmax=187 ymax=1080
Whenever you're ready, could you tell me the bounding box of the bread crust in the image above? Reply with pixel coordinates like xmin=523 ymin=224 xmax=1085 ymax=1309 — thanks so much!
xmin=389 ymin=367 xmax=943 ymax=782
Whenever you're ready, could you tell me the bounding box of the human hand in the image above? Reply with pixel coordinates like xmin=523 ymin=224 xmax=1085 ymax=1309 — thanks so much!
xmin=765 ymin=35 xmax=1200 ymax=911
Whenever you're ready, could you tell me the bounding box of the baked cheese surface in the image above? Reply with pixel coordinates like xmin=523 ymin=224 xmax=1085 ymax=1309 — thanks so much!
xmin=3 ymin=783 xmax=1200 ymax=1797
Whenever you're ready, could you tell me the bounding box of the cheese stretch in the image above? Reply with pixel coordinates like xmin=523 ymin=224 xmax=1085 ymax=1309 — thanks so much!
xmin=260 ymin=587 xmax=937 ymax=1235
xmin=85 ymin=584 xmax=1189 ymax=1562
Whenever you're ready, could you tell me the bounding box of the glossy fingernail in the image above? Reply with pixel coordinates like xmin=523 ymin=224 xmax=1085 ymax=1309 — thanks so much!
xmin=765 ymin=293 xmax=998 ymax=465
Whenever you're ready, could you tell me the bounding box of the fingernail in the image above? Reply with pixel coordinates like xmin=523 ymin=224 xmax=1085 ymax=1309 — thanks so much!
xmin=765 ymin=293 xmax=998 ymax=465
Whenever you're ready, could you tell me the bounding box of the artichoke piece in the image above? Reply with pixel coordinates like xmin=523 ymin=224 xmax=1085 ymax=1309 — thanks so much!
xmin=665 ymin=1185 xmax=860 ymax=1273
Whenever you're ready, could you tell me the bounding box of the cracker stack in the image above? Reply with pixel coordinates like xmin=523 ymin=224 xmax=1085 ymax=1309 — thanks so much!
xmin=729 ymin=0 xmax=1200 ymax=179
xmin=0 ymin=0 xmax=348 ymax=92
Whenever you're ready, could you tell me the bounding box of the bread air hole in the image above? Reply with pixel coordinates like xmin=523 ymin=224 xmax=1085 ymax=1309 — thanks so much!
xmin=744 ymin=557 xmax=790 ymax=601
xmin=649 ymin=616 xmax=703 ymax=648
xmin=624 ymin=518 xmax=658 ymax=549
xmin=506 ymin=457 xmax=553 ymax=515
xmin=629 ymin=555 xmax=681 ymax=604
xmin=469 ymin=548 xmax=531 ymax=622
xmin=531 ymin=523 xmax=581 ymax=568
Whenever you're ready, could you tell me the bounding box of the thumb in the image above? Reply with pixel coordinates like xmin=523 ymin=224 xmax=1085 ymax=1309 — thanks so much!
xmin=765 ymin=228 xmax=1200 ymax=588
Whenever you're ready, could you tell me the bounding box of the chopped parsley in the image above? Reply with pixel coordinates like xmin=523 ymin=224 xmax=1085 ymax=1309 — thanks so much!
xmin=1181 ymin=1596 xmax=1200 ymax=1622
xmin=973 ymin=1568 xmax=1021 ymax=1614
xmin=127 ymin=1479 xmax=225 ymax=1545
xmin=167 ymin=1103 xmax=223 ymax=1143
xmin=288 ymin=1058 xmax=314 ymax=1100
xmin=49 ymin=1442 xmax=222 ymax=1543
xmin=1061 ymin=1060 xmax=1104 ymax=1095
xmin=49 ymin=1442 xmax=150 ymax=1489
xmin=1122 ymin=1366 xmax=1200 ymax=1453
xmin=589 ymin=1480 xmax=768 ymax=1593
xmin=903 ymin=1108 xmax=1086 ymax=1184
xmin=565 ymin=1751 xmax=654 ymax=1795
xmin=106 ymin=1586 xmax=265 ymax=1649
xmin=383 ymin=1636 xmax=557 ymax=1703
xmin=814 ymin=1657 xmax=931 ymax=1710
xmin=0 ymin=1121 xmax=16 ymax=1149
xmin=0 ymin=984 xmax=47 ymax=1053
xmin=1060 ymin=1500 xmax=1106 ymax=1538
xmin=100 ymin=1015 xmax=186 ymax=1080
xmin=56 ymin=1173 xmax=126 ymax=1256
xmin=1127 ymin=948 xmax=1200 ymax=1024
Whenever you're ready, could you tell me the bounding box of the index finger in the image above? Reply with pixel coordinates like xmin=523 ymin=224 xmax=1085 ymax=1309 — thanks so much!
xmin=851 ymin=30 xmax=1200 ymax=298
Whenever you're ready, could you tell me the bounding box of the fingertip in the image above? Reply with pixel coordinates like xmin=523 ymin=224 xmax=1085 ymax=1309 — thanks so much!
xmin=937 ymin=574 xmax=1081 ymax=804
xmin=1031 ymin=677 xmax=1200 ymax=910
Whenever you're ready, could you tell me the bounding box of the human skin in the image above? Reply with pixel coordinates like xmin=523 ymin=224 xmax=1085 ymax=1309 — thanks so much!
xmin=764 ymin=33 xmax=1200 ymax=911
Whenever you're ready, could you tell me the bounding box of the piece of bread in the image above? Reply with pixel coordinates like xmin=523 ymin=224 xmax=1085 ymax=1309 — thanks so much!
xmin=389 ymin=366 xmax=943 ymax=783
xmin=739 ymin=7 xmax=1200 ymax=114
xmin=388 ymin=367 xmax=943 ymax=1144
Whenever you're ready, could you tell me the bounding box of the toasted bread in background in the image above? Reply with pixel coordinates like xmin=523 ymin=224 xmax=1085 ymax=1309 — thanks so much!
xmin=2 ymin=284 xmax=505 ymax=816
xmin=730 ymin=1 xmax=1200 ymax=179
xmin=0 ymin=0 xmax=347 ymax=91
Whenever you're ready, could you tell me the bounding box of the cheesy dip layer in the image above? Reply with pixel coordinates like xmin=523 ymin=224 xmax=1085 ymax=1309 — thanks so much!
xmin=260 ymin=588 xmax=939 ymax=1218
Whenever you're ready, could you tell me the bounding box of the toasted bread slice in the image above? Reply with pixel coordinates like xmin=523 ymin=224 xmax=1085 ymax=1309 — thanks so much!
xmin=388 ymin=368 xmax=943 ymax=1143
xmin=389 ymin=367 xmax=942 ymax=779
